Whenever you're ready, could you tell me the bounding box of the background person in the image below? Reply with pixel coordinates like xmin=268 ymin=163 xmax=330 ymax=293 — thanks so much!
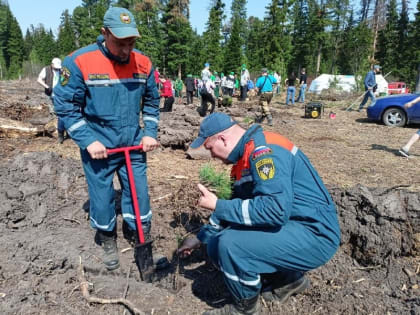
xmin=225 ymin=72 xmax=235 ymax=97
xmin=285 ymin=71 xmax=296 ymax=105
xmin=54 ymin=7 xmax=166 ymax=271
xmin=198 ymin=79 xmax=216 ymax=117
xmin=37 ymin=57 xmax=66 ymax=143
xmin=399 ymin=96 xmax=420 ymax=158
xmin=297 ymin=68 xmax=307 ymax=103
xmin=358 ymin=65 xmax=381 ymax=112
xmin=160 ymin=76 xmax=175 ymax=112
xmin=185 ymin=74 xmax=196 ymax=105
xmin=256 ymin=68 xmax=276 ymax=126
xmin=202 ymin=62 xmax=211 ymax=82
xmin=174 ymin=77 xmax=184 ymax=104
xmin=240 ymin=64 xmax=250 ymax=101
xmin=179 ymin=113 xmax=340 ymax=315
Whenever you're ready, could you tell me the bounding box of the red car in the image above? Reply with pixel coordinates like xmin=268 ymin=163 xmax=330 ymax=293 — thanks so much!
xmin=388 ymin=82 xmax=410 ymax=95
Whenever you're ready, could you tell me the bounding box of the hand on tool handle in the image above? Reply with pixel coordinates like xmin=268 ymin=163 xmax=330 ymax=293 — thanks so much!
xmin=87 ymin=141 xmax=108 ymax=159
xmin=140 ymin=136 xmax=159 ymax=152
xmin=86 ymin=137 xmax=159 ymax=159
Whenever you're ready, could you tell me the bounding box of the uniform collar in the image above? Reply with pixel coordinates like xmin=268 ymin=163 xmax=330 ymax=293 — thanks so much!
xmin=227 ymin=124 xmax=262 ymax=164
xmin=96 ymin=35 xmax=130 ymax=64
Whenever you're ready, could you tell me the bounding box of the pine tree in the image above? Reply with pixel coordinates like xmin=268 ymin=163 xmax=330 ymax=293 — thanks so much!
xmin=23 ymin=29 xmax=33 ymax=59
xmin=245 ymin=17 xmax=265 ymax=73
xmin=262 ymin=0 xmax=293 ymax=76
xmin=376 ymin=0 xmax=399 ymax=79
xmin=410 ymin=0 xmax=420 ymax=91
xmin=6 ymin=14 xmax=24 ymax=78
xmin=161 ymin=0 xmax=192 ymax=77
xmin=202 ymin=0 xmax=225 ymax=72
xmin=223 ymin=0 xmax=247 ymax=74
xmin=73 ymin=0 xmax=110 ymax=47
xmin=30 ymin=26 xmax=57 ymax=66
xmin=306 ymin=0 xmax=332 ymax=76
xmin=396 ymin=0 xmax=411 ymax=84
xmin=0 ymin=2 xmax=25 ymax=79
xmin=57 ymin=10 xmax=77 ymax=57
xmin=338 ymin=17 xmax=372 ymax=84
xmin=0 ymin=2 xmax=8 ymax=78
xmin=132 ymin=0 xmax=163 ymax=66
xmin=291 ymin=0 xmax=311 ymax=74
xmin=326 ymin=0 xmax=351 ymax=74
xmin=186 ymin=30 xmax=205 ymax=76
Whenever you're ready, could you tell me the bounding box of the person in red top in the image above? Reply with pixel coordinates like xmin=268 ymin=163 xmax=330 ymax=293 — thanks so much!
xmin=160 ymin=76 xmax=175 ymax=112
xmin=154 ymin=67 xmax=161 ymax=89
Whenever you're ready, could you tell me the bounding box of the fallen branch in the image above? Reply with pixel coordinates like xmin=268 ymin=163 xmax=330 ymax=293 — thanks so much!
xmin=63 ymin=217 xmax=81 ymax=225
xmin=78 ymin=257 xmax=145 ymax=315
xmin=152 ymin=193 xmax=172 ymax=202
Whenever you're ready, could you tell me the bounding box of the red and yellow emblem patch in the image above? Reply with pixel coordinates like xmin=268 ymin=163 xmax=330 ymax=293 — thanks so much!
xmin=60 ymin=67 xmax=71 ymax=86
xmin=255 ymin=158 xmax=275 ymax=180
xmin=120 ymin=13 xmax=131 ymax=24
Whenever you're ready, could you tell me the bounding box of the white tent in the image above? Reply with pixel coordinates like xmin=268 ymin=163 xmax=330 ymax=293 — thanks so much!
xmin=308 ymin=74 xmax=388 ymax=95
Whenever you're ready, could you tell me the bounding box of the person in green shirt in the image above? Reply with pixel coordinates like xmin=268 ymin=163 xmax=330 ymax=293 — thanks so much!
xmin=234 ymin=74 xmax=240 ymax=96
xmin=174 ymin=77 xmax=184 ymax=104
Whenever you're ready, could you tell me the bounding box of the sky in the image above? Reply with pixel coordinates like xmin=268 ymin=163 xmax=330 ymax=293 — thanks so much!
xmin=8 ymin=0 xmax=271 ymax=36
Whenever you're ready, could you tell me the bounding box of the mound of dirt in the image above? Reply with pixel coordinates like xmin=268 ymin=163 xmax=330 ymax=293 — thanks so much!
xmin=0 ymin=79 xmax=419 ymax=314
xmin=0 ymin=151 xmax=418 ymax=315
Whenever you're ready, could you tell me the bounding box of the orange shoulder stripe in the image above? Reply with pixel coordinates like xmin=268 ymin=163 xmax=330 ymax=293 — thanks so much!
xmin=75 ymin=50 xmax=152 ymax=81
xmin=263 ymin=131 xmax=295 ymax=152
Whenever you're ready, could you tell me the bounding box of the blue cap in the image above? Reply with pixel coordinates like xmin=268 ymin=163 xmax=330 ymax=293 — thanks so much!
xmin=373 ymin=65 xmax=381 ymax=70
xmin=190 ymin=113 xmax=237 ymax=148
xmin=104 ymin=7 xmax=139 ymax=39
xmin=204 ymin=63 xmax=210 ymax=67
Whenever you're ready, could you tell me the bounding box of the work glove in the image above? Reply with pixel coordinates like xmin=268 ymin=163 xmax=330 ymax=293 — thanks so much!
xmin=45 ymin=87 xmax=52 ymax=96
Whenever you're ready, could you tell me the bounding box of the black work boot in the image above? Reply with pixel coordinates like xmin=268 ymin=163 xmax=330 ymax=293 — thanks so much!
xmin=57 ymin=131 xmax=64 ymax=144
xmin=95 ymin=229 xmax=120 ymax=271
xmin=203 ymin=295 xmax=260 ymax=315
xmin=267 ymin=114 xmax=273 ymax=126
xmin=261 ymin=271 xmax=310 ymax=303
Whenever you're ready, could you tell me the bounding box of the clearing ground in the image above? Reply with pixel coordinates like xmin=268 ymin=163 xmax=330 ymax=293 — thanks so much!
xmin=0 ymin=79 xmax=418 ymax=314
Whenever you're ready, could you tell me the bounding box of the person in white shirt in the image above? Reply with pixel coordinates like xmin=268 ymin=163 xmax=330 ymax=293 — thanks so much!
xmin=37 ymin=58 xmax=66 ymax=143
xmin=201 ymin=62 xmax=212 ymax=82
xmin=240 ymin=64 xmax=250 ymax=101
xmin=198 ymin=79 xmax=216 ymax=117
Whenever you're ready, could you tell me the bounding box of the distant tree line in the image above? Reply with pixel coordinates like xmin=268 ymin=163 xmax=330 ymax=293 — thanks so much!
xmin=0 ymin=0 xmax=419 ymax=90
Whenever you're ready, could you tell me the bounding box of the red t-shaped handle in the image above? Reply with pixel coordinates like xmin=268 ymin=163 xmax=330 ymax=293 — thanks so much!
xmin=107 ymin=145 xmax=146 ymax=244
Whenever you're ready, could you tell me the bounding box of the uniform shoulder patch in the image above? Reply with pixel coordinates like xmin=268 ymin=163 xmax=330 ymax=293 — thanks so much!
xmin=60 ymin=67 xmax=71 ymax=86
xmin=252 ymin=146 xmax=272 ymax=160
xmin=255 ymin=158 xmax=275 ymax=180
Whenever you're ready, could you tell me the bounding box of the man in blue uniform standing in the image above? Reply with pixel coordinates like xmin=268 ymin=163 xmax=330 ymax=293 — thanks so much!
xmin=179 ymin=113 xmax=340 ymax=315
xmin=54 ymin=7 xmax=164 ymax=271
xmin=358 ymin=65 xmax=381 ymax=112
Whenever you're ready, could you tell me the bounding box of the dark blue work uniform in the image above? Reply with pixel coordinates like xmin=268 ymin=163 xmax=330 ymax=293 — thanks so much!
xmin=197 ymin=125 xmax=340 ymax=301
xmin=54 ymin=35 xmax=160 ymax=232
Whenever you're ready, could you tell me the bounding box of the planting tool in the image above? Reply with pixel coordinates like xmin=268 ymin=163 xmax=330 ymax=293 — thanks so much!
xmin=345 ymin=91 xmax=368 ymax=111
xmin=107 ymin=144 xmax=154 ymax=282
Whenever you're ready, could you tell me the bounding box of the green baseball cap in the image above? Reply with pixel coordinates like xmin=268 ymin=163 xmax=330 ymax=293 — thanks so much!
xmin=104 ymin=7 xmax=139 ymax=39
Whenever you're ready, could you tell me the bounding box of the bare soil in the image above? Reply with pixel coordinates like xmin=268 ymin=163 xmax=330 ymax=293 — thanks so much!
xmin=0 ymin=79 xmax=418 ymax=315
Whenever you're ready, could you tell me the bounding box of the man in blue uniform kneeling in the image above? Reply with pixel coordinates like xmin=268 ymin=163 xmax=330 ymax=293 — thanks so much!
xmin=179 ymin=113 xmax=340 ymax=315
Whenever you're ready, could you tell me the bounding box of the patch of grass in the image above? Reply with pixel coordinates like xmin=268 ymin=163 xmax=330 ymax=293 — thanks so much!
xmin=199 ymin=163 xmax=232 ymax=199
xmin=243 ymin=116 xmax=254 ymax=124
